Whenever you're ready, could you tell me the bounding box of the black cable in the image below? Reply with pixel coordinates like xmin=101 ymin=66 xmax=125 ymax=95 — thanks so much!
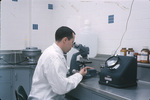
xmin=0 ymin=57 xmax=28 ymax=65
xmin=114 ymin=0 xmax=135 ymax=56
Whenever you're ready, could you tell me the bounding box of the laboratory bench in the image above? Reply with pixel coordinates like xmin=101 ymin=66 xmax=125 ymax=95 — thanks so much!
xmin=1 ymin=51 xmax=150 ymax=100
xmin=68 ymin=55 xmax=150 ymax=100
xmin=68 ymin=75 xmax=150 ymax=100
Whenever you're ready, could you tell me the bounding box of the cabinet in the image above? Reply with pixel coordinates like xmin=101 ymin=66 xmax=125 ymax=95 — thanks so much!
xmin=0 ymin=65 xmax=35 ymax=100
xmin=91 ymin=92 xmax=115 ymax=100
xmin=68 ymin=85 xmax=91 ymax=100
xmin=68 ymin=85 xmax=116 ymax=100
xmin=12 ymin=66 xmax=34 ymax=100
xmin=0 ymin=69 xmax=11 ymax=100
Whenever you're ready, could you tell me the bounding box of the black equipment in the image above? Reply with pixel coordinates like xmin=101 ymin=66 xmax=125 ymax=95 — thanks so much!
xmin=68 ymin=43 xmax=97 ymax=78
xmin=99 ymin=56 xmax=137 ymax=88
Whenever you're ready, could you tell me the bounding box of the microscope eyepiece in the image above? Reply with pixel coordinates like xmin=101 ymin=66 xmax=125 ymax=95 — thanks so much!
xmin=73 ymin=42 xmax=79 ymax=49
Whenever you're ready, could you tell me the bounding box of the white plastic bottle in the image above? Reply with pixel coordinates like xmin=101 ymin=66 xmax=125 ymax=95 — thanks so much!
xmin=76 ymin=19 xmax=98 ymax=58
xmin=67 ymin=19 xmax=98 ymax=66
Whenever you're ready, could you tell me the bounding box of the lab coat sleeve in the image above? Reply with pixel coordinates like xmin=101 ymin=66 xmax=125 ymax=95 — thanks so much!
xmin=44 ymin=56 xmax=83 ymax=95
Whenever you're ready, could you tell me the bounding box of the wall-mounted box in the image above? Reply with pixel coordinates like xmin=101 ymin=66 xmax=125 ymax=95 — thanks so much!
xmin=12 ymin=0 xmax=18 ymax=2
xmin=48 ymin=4 xmax=53 ymax=10
xmin=108 ymin=15 xmax=114 ymax=24
xmin=33 ymin=24 xmax=38 ymax=30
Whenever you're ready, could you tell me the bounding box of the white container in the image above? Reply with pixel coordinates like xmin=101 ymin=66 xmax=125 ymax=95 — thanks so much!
xmin=67 ymin=20 xmax=98 ymax=65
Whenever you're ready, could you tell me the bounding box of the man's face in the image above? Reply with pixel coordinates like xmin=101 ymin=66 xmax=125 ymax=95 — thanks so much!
xmin=63 ymin=33 xmax=75 ymax=53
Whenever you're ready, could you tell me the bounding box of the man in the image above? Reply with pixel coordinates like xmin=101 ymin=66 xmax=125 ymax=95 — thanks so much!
xmin=28 ymin=26 xmax=91 ymax=100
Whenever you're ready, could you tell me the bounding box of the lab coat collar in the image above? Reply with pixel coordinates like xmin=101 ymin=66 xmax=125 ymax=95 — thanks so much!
xmin=53 ymin=42 xmax=69 ymax=69
xmin=53 ymin=42 xmax=64 ymax=57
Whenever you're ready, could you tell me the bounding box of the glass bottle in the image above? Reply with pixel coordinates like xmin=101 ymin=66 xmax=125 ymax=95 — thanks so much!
xmin=120 ymin=48 xmax=127 ymax=56
xmin=140 ymin=46 xmax=149 ymax=63
xmin=127 ymin=48 xmax=134 ymax=56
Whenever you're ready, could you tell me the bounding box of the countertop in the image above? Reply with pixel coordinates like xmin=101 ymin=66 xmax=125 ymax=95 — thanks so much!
xmin=78 ymin=75 xmax=150 ymax=100
xmin=0 ymin=65 xmax=36 ymax=69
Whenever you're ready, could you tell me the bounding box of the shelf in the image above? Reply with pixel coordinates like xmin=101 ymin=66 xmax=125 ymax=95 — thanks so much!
xmin=138 ymin=62 xmax=150 ymax=68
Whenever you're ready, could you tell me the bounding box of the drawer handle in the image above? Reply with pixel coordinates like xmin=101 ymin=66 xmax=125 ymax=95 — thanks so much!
xmin=15 ymin=73 xmax=18 ymax=81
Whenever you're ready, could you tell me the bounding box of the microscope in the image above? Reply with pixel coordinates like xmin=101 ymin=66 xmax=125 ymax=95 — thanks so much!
xmin=68 ymin=43 xmax=97 ymax=78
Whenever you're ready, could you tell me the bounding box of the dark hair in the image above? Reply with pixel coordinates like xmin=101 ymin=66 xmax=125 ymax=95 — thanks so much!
xmin=55 ymin=26 xmax=75 ymax=42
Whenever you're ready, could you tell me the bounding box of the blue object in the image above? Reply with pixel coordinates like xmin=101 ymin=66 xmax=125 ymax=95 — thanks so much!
xmin=12 ymin=0 xmax=18 ymax=1
xmin=108 ymin=15 xmax=114 ymax=23
xmin=48 ymin=4 xmax=53 ymax=9
xmin=33 ymin=24 xmax=38 ymax=30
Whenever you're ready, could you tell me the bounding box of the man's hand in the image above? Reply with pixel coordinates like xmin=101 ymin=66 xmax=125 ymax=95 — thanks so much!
xmin=79 ymin=66 xmax=94 ymax=76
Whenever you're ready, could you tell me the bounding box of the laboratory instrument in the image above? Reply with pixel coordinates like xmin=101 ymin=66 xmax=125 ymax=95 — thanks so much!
xmin=68 ymin=43 xmax=97 ymax=78
xmin=99 ymin=56 xmax=137 ymax=88
xmin=22 ymin=47 xmax=41 ymax=64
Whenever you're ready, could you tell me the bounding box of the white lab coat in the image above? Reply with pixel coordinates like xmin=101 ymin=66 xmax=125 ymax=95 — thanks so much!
xmin=28 ymin=43 xmax=83 ymax=100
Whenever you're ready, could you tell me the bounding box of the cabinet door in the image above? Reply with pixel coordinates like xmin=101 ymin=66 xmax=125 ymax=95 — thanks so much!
xmin=91 ymin=92 xmax=114 ymax=100
xmin=0 ymin=69 xmax=12 ymax=100
xmin=12 ymin=68 xmax=31 ymax=100
xmin=68 ymin=85 xmax=92 ymax=100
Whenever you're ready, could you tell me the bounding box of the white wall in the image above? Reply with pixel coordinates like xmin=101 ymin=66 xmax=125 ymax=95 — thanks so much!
xmin=1 ymin=0 xmax=30 ymax=49
xmin=1 ymin=0 xmax=150 ymax=55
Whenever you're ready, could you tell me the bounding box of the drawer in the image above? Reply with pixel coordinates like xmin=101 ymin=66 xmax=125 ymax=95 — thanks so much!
xmin=91 ymin=92 xmax=115 ymax=100
xmin=0 ymin=83 xmax=11 ymax=100
xmin=0 ymin=69 xmax=11 ymax=82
